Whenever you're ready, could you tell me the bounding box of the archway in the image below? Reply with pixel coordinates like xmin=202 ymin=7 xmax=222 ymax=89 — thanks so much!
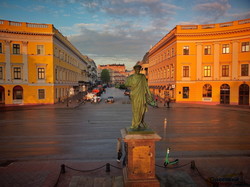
xmin=13 ymin=85 xmax=23 ymax=100
xmin=0 ymin=86 xmax=5 ymax=104
xmin=220 ymin=84 xmax=230 ymax=104
xmin=239 ymin=84 xmax=249 ymax=105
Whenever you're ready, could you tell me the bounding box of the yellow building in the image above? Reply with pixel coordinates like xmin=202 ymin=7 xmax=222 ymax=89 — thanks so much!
xmin=0 ymin=20 xmax=92 ymax=105
xmin=148 ymin=18 xmax=250 ymax=106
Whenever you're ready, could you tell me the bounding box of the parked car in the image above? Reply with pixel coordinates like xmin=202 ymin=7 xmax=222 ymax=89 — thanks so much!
xmin=105 ymin=96 xmax=114 ymax=103
xmin=91 ymin=96 xmax=101 ymax=104
xmin=124 ymin=89 xmax=130 ymax=96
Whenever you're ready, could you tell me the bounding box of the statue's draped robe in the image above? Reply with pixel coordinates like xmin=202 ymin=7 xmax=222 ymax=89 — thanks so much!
xmin=125 ymin=73 xmax=151 ymax=128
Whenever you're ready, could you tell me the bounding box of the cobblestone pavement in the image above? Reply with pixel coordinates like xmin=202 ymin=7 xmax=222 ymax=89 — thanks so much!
xmin=0 ymin=87 xmax=250 ymax=187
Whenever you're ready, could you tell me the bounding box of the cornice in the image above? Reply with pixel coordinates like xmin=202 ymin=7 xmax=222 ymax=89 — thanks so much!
xmin=149 ymin=33 xmax=176 ymax=56
xmin=0 ymin=29 xmax=53 ymax=36
xmin=53 ymin=34 xmax=88 ymax=65
xmin=176 ymin=28 xmax=250 ymax=38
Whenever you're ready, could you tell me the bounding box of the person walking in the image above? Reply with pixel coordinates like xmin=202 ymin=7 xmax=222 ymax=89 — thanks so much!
xmin=116 ymin=138 xmax=122 ymax=162
xmin=166 ymin=96 xmax=171 ymax=108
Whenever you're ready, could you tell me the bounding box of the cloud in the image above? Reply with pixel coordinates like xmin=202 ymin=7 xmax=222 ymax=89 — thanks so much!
xmin=193 ymin=0 xmax=231 ymax=23
xmin=66 ymin=20 xmax=163 ymax=69
xmin=228 ymin=11 xmax=250 ymax=20
xmin=64 ymin=0 xmax=180 ymax=20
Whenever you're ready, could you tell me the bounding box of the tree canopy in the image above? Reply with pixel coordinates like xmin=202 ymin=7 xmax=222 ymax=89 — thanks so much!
xmin=101 ymin=69 xmax=110 ymax=83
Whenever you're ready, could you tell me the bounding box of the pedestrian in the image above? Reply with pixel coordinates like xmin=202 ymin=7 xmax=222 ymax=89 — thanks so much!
xmin=155 ymin=95 xmax=158 ymax=102
xmin=166 ymin=96 xmax=171 ymax=108
xmin=116 ymin=138 xmax=122 ymax=162
xmin=155 ymin=95 xmax=159 ymax=107
xmin=123 ymin=142 xmax=127 ymax=166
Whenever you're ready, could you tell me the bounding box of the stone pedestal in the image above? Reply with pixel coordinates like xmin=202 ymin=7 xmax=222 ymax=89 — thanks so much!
xmin=121 ymin=128 xmax=161 ymax=187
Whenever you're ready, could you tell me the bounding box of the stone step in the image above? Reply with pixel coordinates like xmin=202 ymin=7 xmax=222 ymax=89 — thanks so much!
xmin=69 ymin=176 xmax=124 ymax=187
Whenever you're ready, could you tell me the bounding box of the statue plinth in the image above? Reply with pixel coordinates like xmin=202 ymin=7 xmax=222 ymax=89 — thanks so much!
xmin=121 ymin=128 xmax=161 ymax=187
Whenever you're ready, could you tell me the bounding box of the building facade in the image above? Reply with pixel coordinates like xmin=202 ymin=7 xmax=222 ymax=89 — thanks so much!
xmin=148 ymin=18 xmax=250 ymax=105
xmin=98 ymin=64 xmax=128 ymax=85
xmin=0 ymin=20 xmax=95 ymax=105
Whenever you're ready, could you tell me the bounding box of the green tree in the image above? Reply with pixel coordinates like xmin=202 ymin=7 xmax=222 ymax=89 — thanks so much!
xmin=101 ymin=69 xmax=110 ymax=84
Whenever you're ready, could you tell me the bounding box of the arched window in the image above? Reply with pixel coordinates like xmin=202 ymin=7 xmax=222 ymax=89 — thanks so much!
xmin=220 ymin=84 xmax=230 ymax=104
xmin=239 ymin=84 xmax=249 ymax=105
xmin=13 ymin=85 xmax=23 ymax=100
xmin=0 ymin=86 xmax=5 ymax=103
xmin=202 ymin=84 xmax=212 ymax=97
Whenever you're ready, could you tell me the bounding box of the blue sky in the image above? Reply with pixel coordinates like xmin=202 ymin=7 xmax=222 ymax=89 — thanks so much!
xmin=1 ymin=0 xmax=250 ymax=70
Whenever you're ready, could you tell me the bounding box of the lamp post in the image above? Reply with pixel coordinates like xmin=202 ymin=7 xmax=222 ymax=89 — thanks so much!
xmin=66 ymin=88 xmax=69 ymax=107
xmin=66 ymin=92 xmax=69 ymax=107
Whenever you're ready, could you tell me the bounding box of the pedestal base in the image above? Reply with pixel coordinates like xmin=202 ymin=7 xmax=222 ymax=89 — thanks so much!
xmin=123 ymin=167 xmax=160 ymax=187
xmin=121 ymin=128 xmax=161 ymax=187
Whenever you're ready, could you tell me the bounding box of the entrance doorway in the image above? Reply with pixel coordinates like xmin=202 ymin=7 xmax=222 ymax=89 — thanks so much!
xmin=239 ymin=84 xmax=249 ymax=105
xmin=220 ymin=84 xmax=230 ymax=104
xmin=0 ymin=86 xmax=5 ymax=104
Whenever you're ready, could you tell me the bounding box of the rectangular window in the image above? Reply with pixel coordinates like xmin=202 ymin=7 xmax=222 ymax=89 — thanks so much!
xmin=171 ymin=65 xmax=174 ymax=78
xmin=0 ymin=67 xmax=3 ymax=79
xmin=183 ymin=87 xmax=189 ymax=98
xmin=222 ymin=44 xmax=229 ymax=54
xmin=222 ymin=65 xmax=229 ymax=77
xmin=170 ymin=64 xmax=174 ymax=78
xmin=37 ymin=45 xmax=44 ymax=55
xmin=171 ymin=48 xmax=174 ymax=57
xmin=13 ymin=44 xmax=20 ymax=54
xmin=242 ymin=42 xmax=250 ymax=52
xmin=241 ymin=64 xmax=249 ymax=76
xmin=13 ymin=67 xmax=21 ymax=79
xmin=38 ymin=89 xmax=45 ymax=99
xmin=183 ymin=46 xmax=189 ymax=55
xmin=204 ymin=66 xmax=211 ymax=77
xmin=183 ymin=66 xmax=189 ymax=77
xmin=38 ymin=68 xmax=45 ymax=79
xmin=167 ymin=66 xmax=170 ymax=78
xmin=204 ymin=45 xmax=211 ymax=55
xmin=55 ymin=69 xmax=58 ymax=81
xmin=0 ymin=43 xmax=2 ymax=53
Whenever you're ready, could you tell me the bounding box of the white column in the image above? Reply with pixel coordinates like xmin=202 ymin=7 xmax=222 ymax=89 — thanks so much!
xmin=196 ymin=43 xmax=202 ymax=80
xmin=5 ymin=40 xmax=11 ymax=82
xmin=22 ymin=41 xmax=28 ymax=82
xmin=232 ymin=41 xmax=238 ymax=79
xmin=213 ymin=42 xmax=220 ymax=80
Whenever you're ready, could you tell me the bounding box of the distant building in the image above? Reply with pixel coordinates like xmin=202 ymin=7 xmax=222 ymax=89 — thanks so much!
xmin=0 ymin=20 xmax=96 ymax=105
xmin=148 ymin=18 xmax=250 ymax=105
xmin=98 ymin=64 xmax=128 ymax=85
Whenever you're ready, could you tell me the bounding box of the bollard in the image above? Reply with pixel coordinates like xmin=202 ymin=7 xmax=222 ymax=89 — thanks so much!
xmin=190 ymin=160 xmax=195 ymax=170
xmin=61 ymin=164 xmax=66 ymax=174
xmin=106 ymin=163 xmax=110 ymax=172
xmin=164 ymin=118 xmax=167 ymax=129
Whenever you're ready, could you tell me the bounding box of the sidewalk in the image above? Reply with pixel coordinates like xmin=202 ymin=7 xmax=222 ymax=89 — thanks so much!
xmin=0 ymin=96 xmax=84 ymax=112
xmin=156 ymin=101 xmax=250 ymax=112
xmin=0 ymin=157 xmax=249 ymax=186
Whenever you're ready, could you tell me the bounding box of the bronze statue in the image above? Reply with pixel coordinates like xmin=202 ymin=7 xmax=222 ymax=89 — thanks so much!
xmin=125 ymin=64 xmax=155 ymax=130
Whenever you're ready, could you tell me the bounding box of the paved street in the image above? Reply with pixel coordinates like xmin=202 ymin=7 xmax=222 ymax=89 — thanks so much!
xmin=0 ymin=87 xmax=250 ymax=186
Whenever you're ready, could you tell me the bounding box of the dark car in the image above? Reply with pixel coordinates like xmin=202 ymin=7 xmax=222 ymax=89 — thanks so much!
xmin=124 ymin=89 xmax=130 ymax=96
xmin=105 ymin=96 xmax=114 ymax=103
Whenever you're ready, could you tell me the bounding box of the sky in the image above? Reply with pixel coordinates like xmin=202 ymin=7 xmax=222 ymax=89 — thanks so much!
xmin=1 ymin=0 xmax=250 ymax=70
